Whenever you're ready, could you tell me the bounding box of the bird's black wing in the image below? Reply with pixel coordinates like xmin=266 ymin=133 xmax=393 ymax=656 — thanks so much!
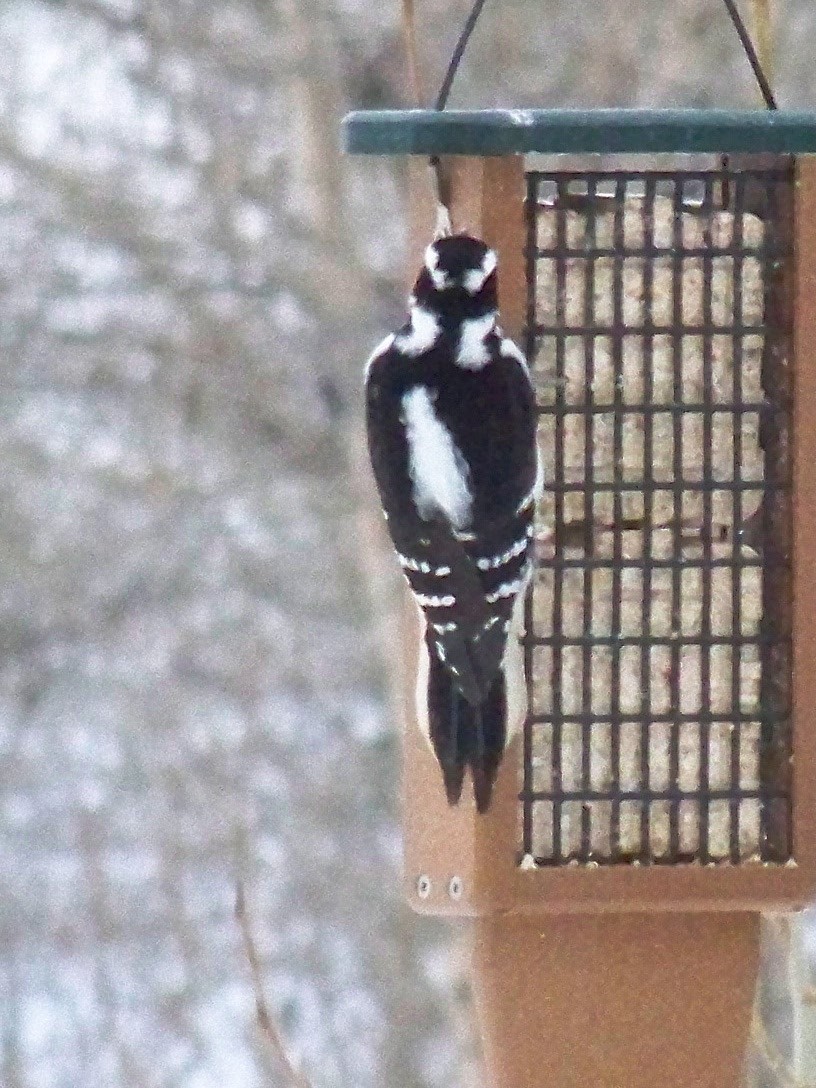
xmin=365 ymin=341 xmax=495 ymax=704
xmin=428 ymin=335 xmax=539 ymax=688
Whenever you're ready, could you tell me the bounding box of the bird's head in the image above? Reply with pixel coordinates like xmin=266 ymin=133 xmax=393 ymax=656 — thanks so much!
xmin=412 ymin=234 xmax=498 ymax=319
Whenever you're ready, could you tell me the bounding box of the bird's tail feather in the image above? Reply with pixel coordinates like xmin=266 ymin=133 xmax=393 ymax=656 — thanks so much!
xmin=426 ymin=642 xmax=506 ymax=813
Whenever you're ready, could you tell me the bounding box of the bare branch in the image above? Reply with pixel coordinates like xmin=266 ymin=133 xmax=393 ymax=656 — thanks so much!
xmin=234 ymin=879 xmax=314 ymax=1088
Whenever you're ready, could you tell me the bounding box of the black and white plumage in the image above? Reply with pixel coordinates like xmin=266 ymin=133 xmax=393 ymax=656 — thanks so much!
xmin=365 ymin=234 xmax=540 ymax=812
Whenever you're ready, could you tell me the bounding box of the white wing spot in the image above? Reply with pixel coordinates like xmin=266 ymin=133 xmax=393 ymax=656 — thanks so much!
xmin=476 ymin=537 xmax=528 ymax=571
xmin=399 ymin=554 xmax=424 ymax=572
xmin=402 ymin=386 xmax=472 ymax=530
xmin=415 ymin=592 xmax=456 ymax=607
xmin=398 ymin=555 xmax=451 ymax=577
xmin=486 ymin=578 xmax=524 ymax=604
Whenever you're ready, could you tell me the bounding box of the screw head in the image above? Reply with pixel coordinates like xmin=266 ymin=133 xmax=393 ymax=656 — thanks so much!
xmin=448 ymin=876 xmax=463 ymax=900
xmin=416 ymin=874 xmax=432 ymax=899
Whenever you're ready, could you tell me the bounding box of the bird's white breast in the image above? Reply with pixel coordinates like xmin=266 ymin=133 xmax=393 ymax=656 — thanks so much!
xmin=402 ymin=385 xmax=472 ymax=530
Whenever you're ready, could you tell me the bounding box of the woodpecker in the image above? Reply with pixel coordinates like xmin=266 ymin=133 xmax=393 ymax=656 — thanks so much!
xmin=365 ymin=234 xmax=539 ymax=812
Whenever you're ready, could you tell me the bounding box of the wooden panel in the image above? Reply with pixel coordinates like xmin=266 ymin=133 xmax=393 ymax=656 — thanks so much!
xmin=403 ymin=156 xmax=526 ymax=914
xmin=472 ymin=913 xmax=759 ymax=1088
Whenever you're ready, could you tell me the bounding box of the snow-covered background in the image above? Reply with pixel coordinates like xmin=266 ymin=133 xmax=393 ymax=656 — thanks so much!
xmin=2 ymin=2 xmax=816 ymax=1086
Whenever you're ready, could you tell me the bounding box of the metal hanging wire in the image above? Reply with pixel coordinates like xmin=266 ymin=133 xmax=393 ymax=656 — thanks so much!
xmin=433 ymin=0 xmax=490 ymax=112
xmin=401 ymin=0 xmax=777 ymax=237
xmin=401 ymin=0 xmax=491 ymax=237
xmin=722 ymin=0 xmax=777 ymax=110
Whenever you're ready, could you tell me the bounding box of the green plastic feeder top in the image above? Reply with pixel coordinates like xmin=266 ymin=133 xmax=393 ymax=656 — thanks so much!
xmin=342 ymin=108 xmax=816 ymax=156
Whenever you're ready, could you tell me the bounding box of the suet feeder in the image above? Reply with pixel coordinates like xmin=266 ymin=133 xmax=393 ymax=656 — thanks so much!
xmin=344 ymin=106 xmax=816 ymax=1088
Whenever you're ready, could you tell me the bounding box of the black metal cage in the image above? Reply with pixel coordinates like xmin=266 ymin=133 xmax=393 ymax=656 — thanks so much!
xmin=520 ymin=161 xmax=793 ymax=867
